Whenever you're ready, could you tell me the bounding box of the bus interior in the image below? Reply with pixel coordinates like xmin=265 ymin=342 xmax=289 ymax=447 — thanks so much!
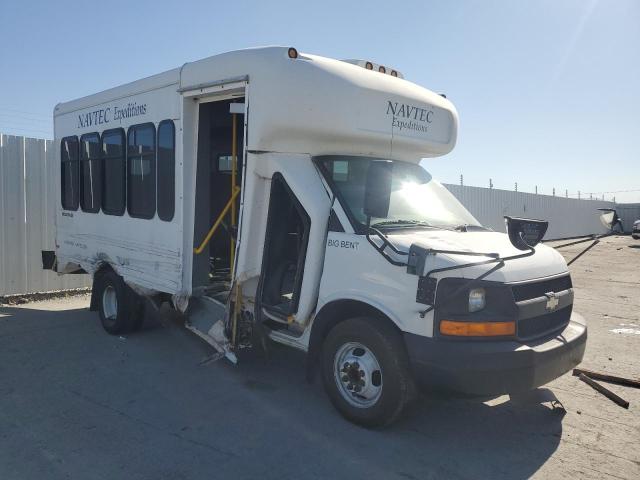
xmin=192 ymin=98 xmax=245 ymax=302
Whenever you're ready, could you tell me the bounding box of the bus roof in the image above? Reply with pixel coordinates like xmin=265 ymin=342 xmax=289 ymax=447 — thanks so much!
xmin=55 ymin=46 xmax=458 ymax=161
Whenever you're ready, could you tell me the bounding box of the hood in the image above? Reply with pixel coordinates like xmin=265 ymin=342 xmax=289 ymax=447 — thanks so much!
xmin=384 ymin=229 xmax=568 ymax=283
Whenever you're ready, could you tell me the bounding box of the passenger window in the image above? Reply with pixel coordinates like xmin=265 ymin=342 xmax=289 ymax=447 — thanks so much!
xmin=127 ymin=123 xmax=156 ymax=219
xmin=61 ymin=136 xmax=79 ymax=210
xmin=102 ymin=129 xmax=126 ymax=216
xmin=157 ymin=120 xmax=175 ymax=221
xmin=79 ymin=133 xmax=102 ymax=213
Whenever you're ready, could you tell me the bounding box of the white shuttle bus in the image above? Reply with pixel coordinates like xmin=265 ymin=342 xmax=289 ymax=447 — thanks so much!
xmin=47 ymin=47 xmax=586 ymax=426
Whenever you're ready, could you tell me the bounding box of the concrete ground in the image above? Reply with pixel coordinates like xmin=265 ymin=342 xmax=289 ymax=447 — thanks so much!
xmin=0 ymin=236 xmax=638 ymax=480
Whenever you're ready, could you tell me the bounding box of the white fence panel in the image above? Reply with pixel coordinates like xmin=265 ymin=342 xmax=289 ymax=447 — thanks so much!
xmin=443 ymin=184 xmax=615 ymax=239
xmin=0 ymin=134 xmax=90 ymax=296
xmin=1 ymin=135 xmax=27 ymax=294
xmin=616 ymin=203 xmax=640 ymax=233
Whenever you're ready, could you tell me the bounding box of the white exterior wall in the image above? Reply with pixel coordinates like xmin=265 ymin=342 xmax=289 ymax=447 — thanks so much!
xmin=53 ymin=83 xmax=183 ymax=295
xmin=0 ymin=134 xmax=90 ymax=295
xmin=443 ymin=183 xmax=615 ymax=240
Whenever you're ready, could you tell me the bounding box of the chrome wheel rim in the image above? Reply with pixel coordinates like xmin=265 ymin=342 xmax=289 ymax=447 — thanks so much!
xmin=333 ymin=342 xmax=383 ymax=408
xmin=102 ymin=285 xmax=118 ymax=321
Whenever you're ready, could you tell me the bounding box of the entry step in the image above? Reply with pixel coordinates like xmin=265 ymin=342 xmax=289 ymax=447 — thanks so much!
xmin=185 ymin=296 xmax=237 ymax=364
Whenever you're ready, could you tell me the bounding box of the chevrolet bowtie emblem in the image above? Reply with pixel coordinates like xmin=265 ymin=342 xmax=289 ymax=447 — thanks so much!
xmin=545 ymin=292 xmax=559 ymax=311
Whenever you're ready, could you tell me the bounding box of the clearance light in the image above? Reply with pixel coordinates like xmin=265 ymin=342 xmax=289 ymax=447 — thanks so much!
xmin=365 ymin=61 xmax=373 ymax=70
xmin=440 ymin=320 xmax=515 ymax=337
xmin=378 ymin=65 xmax=386 ymax=73
xmin=288 ymin=47 xmax=298 ymax=59
xmin=391 ymin=70 xmax=398 ymax=77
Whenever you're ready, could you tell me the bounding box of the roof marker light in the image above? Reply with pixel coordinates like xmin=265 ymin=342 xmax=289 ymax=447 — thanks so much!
xmin=288 ymin=47 xmax=298 ymax=59
xmin=378 ymin=65 xmax=386 ymax=73
xmin=365 ymin=61 xmax=373 ymax=70
xmin=391 ymin=70 xmax=398 ymax=77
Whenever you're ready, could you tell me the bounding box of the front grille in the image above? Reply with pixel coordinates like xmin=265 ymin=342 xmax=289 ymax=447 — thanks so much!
xmin=518 ymin=305 xmax=572 ymax=340
xmin=511 ymin=275 xmax=572 ymax=302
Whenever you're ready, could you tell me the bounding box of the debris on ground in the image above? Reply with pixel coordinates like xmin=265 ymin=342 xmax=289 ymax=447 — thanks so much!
xmin=577 ymin=373 xmax=630 ymax=409
xmin=573 ymin=368 xmax=640 ymax=389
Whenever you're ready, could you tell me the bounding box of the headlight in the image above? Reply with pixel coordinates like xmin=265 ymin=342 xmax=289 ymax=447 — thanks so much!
xmin=468 ymin=288 xmax=486 ymax=313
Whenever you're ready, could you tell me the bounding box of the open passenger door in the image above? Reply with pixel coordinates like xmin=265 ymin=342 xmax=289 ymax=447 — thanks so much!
xmin=258 ymin=173 xmax=311 ymax=324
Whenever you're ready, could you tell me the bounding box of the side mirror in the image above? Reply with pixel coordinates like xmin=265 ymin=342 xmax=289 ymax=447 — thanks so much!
xmin=504 ymin=216 xmax=548 ymax=250
xmin=597 ymin=208 xmax=619 ymax=231
xmin=364 ymin=160 xmax=393 ymax=220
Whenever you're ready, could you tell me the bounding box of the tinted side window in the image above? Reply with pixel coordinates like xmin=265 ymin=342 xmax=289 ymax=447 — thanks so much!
xmin=61 ymin=136 xmax=79 ymax=210
xmin=102 ymin=129 xmax=126 ymax=216
xmin=157 ymin=120 xmax=175 ymax=221
xmin=79 ymin=133 xmax=102 ymax=213
xmin=127 ymin=123 xmax=156 ymax=219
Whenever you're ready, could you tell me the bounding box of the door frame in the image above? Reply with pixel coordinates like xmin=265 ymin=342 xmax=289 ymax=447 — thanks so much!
xmin=187 ymin=80 xmax=249 ymax=293
xmin=256 ymin=172 xmax=312 ymax=324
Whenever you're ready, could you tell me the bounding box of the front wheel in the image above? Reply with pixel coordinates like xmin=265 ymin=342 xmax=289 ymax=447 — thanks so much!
xmin=321 ymin=317 xmax=415 ymax=427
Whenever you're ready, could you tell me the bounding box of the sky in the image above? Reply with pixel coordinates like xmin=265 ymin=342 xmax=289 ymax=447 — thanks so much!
xmin=1 ymin=0 xmax=638 ymax=202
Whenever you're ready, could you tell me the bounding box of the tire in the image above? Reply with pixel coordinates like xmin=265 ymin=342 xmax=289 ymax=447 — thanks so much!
xmin=321 ymin=317 xmax=415 ymax=428
xmin=95 ymin=271 xmax=140 ymax=335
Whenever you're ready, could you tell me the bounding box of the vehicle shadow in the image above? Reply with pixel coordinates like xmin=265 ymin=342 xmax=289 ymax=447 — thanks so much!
xmin=397 ymin=390 xmax=564 ymax=478
xmin=0 ymin=304 xmax=565 ymax=480
xmin=236 ymin=342 xmax=564 ymax=480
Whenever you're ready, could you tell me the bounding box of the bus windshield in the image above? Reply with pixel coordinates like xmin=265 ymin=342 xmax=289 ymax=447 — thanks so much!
xmin=318 ymin=156 xmax=482 ymax=232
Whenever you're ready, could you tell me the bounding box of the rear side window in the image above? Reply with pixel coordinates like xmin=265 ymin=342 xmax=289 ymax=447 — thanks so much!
xmin=61 ymin=136 xmax=79 ymax=210
xmin=127 ymin=123 xmax=156 ymax=219
xmin=60 ymin=136 xmax=80 ymax=210
xmin=157 ymin=120 xmax=175 ymax=221
xmin=102 ymin=128 xmax=126 ymax=216
xmin=79 ymin=133 xmax=102 ymax=213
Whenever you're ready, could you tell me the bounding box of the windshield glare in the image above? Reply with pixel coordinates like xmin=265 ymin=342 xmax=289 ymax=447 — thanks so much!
xmin=319 ymin=156 xmax=481 ymax=231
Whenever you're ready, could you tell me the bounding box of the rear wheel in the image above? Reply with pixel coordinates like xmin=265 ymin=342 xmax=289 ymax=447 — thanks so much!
xmin=95 ymin=271 xmax=142 ymax=335
xmin=321 ymin=317 xmax=415 ymax=427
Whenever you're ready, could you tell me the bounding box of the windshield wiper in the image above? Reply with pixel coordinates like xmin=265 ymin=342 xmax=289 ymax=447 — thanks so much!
xmin=449 ymin=224 xmax=491 ymax=232
xmin=370 ymin=220 xmax=434 ymax=229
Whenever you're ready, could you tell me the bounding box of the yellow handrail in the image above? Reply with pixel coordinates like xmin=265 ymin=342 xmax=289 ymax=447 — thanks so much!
xmin=193 ymin=186 xmax=241 ymax=255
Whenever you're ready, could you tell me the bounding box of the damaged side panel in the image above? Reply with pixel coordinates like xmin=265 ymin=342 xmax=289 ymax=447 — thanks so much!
xmin=56 ymin=220 xmax=184 ymax=297
xmin=53 ymin=82 xmax=184 ymax=298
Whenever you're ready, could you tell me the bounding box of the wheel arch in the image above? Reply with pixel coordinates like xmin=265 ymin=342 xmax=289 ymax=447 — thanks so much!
xmin=305 ymin=298 xmax=403 ymax=382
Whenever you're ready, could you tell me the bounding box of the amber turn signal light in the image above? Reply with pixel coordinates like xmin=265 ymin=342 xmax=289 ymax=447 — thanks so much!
xmin=440 ymin=320 xmax=515 ymax=337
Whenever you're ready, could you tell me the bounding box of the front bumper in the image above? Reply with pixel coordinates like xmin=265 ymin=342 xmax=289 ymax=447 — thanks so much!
xmin=404 ymin=312 xmax=587 ymax=396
